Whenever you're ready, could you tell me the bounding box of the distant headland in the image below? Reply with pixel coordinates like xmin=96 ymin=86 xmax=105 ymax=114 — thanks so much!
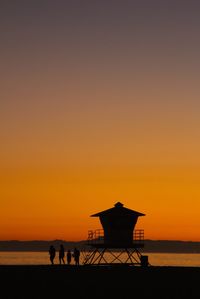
xmin=0 ymin=240 xmax=200 ymax=253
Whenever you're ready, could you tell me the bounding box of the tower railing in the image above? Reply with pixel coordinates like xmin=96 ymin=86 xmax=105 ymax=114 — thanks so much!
xmin=87 ymin=229 xmax=144 ymax=246
xmin=133 ymin=229 xmax=144 ymax=242
xmin=87 ymin=229 xmax=104 ymax=245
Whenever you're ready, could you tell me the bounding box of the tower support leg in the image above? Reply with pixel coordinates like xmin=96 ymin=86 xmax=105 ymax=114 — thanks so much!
xmin=83 ymin=247 xmax=144 ymax=266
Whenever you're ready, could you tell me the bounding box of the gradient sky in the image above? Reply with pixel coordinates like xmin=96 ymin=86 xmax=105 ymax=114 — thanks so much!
xmin=1 ymin=0 xmax=200 ymax=241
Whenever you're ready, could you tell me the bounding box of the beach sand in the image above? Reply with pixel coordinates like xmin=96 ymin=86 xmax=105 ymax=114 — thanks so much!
xmin=0 ymin=265 xmax=199 ymax=298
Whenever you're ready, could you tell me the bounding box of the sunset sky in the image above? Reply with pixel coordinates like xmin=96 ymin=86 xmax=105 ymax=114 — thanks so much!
xmin=1 ymin=1 xmax=200 ymax=241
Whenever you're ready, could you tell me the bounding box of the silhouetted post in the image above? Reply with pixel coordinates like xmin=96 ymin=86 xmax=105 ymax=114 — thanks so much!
xmin=140 ymin=255 xmax=149 ymax=267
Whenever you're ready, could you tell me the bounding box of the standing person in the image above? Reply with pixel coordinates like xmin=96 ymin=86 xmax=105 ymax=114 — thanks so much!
xmin=59 ymin=244 xmax=65 ymax=264
xmin=49 ymin=245 xmax=56 ymax=265
xmin=66 ymin=249 xmax=72 ymax=265
xmin=73 ymin=247 xmax=80 ymax=265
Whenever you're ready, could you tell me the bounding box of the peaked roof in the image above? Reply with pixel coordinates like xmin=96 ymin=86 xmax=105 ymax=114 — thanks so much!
xmin=91 ymin=202 xmax=145 ymax=217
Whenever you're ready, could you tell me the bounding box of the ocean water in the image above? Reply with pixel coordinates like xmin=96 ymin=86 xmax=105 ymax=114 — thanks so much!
xmin=0 ymin=251 xmax=200 ymax=267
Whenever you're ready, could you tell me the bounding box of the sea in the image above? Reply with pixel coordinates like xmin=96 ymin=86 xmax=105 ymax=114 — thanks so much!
xmin=1 ymin=252 xmax=200 ymax=267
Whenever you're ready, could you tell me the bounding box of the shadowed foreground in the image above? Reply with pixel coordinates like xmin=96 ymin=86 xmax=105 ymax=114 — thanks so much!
xmin=0 ymin=265 xmax=200 ymax=298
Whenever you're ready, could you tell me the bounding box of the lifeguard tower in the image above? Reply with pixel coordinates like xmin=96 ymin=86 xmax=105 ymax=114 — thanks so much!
xmin=83 ymin=202 xmax=148 ymax=266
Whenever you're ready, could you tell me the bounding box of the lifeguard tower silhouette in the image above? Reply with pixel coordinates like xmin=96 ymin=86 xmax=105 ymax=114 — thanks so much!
xmin=83 ymin=202 xmax=148 ymax=266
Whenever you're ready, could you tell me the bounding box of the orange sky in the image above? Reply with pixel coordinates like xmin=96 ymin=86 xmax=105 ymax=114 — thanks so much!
xmin=1 ymin=1 xmax=200 ymax=241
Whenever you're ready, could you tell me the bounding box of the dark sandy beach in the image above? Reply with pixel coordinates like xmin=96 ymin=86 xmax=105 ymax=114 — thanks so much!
xmin=0 ymin=265 xmax=200 ymax=299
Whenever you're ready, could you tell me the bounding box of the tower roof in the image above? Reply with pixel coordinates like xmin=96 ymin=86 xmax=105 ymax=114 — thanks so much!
xmin=91 ymin=202 xmax=145 ymax=217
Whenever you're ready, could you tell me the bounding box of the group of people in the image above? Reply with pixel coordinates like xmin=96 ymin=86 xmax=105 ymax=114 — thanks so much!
xmin=49 ymin=244 xmax=80 ymax=265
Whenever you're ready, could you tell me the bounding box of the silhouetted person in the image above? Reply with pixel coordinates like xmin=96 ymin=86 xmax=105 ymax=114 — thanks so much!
xmin=49 ymin=245 xmax=56 ymax=265
xmin=67 ymin=249 xmax=72 ymax=265
xmin=59 ymin=244 xmax=65 ymax=264
xmin=73 ymin=247 xmax=80 ymax=265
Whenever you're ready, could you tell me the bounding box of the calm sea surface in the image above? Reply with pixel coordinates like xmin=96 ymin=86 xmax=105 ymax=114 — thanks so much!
xmin=0 ymin=252 xmax=200 ymax=267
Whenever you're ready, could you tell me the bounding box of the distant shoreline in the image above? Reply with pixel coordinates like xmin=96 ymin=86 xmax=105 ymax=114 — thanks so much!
xmin=1 ymin=240 xmax=200 ymax=253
